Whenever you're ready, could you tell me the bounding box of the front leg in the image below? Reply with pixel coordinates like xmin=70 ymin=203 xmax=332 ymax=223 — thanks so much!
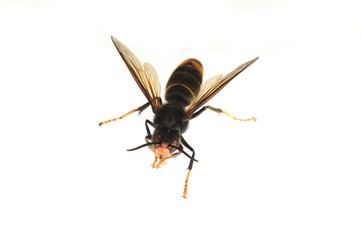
xmin=145 ymin=119 xmax=154 ymax=138
xmin=154 ymin=151 xmax=182 ymax=168
xmin=144 ymin=120 xmax=157 ymax=166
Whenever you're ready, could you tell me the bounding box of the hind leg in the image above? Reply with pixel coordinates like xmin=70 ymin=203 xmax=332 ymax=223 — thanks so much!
xmin=191 ymin=105 xmax=256 ymax=122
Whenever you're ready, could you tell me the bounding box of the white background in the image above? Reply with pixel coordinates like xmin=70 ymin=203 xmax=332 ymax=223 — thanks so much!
xmin=1 ymin=0 xmax=360 ymax=239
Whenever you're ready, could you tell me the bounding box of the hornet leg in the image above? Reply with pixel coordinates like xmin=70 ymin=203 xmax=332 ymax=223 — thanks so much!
xmin=191 ymin=105 xmax=256 ymax=122
xmin=181 ymin=137 xmax=195 ymax=198
xmin=145 ymin=119 xmax=154 ymax=139
xmin=99 ymin=102 xmax=150 ymax=126
xmin=155 ymin=151 xmax=182 ymax=168
xmin=144 ymin=120 xmax=159 ymax=167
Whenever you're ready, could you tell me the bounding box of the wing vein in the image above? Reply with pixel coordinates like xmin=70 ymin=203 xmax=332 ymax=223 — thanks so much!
xmin=111 ymin=36 xmax=162 ymax=112
xmin=186 ymin=57 xmax=259 ymax=118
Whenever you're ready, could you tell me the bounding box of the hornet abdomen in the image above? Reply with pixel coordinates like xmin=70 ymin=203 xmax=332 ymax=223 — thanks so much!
xmin=165 ymin=59 xmax=203 ymax=107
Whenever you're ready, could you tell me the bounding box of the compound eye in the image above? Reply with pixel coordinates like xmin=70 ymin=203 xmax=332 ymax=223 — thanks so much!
xmin=171 ymin=137 xmax=180 ymax=148
xmin=152 ymin=132 xmax=161 ymax=143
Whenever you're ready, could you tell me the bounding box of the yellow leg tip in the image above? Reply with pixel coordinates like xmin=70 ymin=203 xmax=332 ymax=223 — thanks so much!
xmin=182 ymin=169 xmax=191 ymax=199
xmin=151 ymin=157 xmax=158 ymax=168
xmin=236 ymin=116 xmax=256 ymax=122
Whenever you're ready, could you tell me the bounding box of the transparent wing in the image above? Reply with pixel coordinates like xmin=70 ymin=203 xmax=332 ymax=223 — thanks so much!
xmin=186 ymin=57 xmax=259 ymax=118
xmin=143 ymin=62 xmax=161 ymax=107
xmin=111 ymin=36 xmax=162 ymax=112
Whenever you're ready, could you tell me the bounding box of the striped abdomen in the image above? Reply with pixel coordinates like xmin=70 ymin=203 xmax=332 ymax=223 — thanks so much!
xmin=165 ymin=59 xmax=203 ymax=107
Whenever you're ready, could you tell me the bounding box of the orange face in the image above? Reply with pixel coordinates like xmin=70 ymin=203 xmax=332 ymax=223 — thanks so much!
xmin=149 ymin=130 xmax=180 ymax=159
xmin=148 ymin=142 xmax=175 ymax=159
